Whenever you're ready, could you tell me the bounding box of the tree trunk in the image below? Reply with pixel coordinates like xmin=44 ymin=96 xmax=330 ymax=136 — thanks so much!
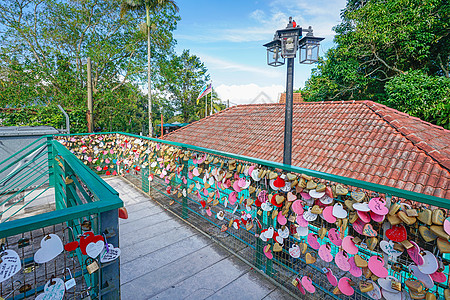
xmin=146 ymin=5 xmax=152 ymax=137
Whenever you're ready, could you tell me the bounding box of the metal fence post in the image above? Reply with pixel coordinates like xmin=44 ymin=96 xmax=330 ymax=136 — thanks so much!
xmin=141 ymin=167 xmax=149 ymax=193
xmin=99 ymin=208 xmax=120 ymax=299
xmin=181 ymin=147 xmax=189 ymax=219
xmin=255 ymin=212 xmax=264 ymax=270
xmin=46 ymin=136 xmax=55 ymax=187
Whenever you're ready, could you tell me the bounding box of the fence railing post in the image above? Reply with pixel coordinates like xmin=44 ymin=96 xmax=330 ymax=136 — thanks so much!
xmin=99 ymin=208 xmax=120 ymax=299
xmin=142 ymin=167 xmax=149 ymax=193
xmin=181 ymin=147 xmax=189 ymax=219
xmin=46 ymin=136 xmax=55 ymax=188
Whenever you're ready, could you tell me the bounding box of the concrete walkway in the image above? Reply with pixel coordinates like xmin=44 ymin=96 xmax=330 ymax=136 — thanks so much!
xmin=104 ymin=177 xmax=297 ymax=300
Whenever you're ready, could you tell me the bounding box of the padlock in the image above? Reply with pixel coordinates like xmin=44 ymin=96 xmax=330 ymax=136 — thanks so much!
xmin=391 ymin=279 xmax=402 ymax=291
xmin=18 ymin=238 xmax=30 ymax=248
xmin=64 ymin=268 xmax=76 ymax=290
xmin=19 ymin=284 xmax=32 ymax=293
xmin=81 ymin=220 xmax=92 ymax=231
xmin=86 ymin=258 xmax=99 ymax=274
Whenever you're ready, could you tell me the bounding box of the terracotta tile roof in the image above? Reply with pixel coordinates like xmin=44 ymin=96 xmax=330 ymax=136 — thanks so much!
xmin=278 ymin=92 xmax=304 ymax=104
xmin=164 ymin=100 xmax=450 ymax=199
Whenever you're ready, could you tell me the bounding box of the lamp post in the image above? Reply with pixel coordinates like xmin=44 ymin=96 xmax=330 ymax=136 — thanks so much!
xmin=264 ymin=17 xmax=323 ymax=165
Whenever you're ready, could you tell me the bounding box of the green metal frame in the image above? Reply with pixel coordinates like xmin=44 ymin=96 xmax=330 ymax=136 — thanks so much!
xmin=57 ymin=131 xmax=449 ymax=209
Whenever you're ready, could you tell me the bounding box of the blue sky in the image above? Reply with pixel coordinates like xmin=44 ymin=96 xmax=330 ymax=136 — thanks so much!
xmin=172 ymin=0 xmax=347 ymax=105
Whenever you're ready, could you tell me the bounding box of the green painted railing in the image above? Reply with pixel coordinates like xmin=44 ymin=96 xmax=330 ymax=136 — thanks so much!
xmin=59 ymin=132 xmax=450 ymax=300
xmin=0 ymin=136 xmax=123 ymax=300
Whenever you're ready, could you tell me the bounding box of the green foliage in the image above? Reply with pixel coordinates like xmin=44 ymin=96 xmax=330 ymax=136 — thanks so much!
xmin=0 ymin=106 xmax=87 ymax=133
xmin=385 ymin=70 xmax=450 ymax=128
xmin=303 ymin=0 xmax=450 ymax=127
xmin=0 ymin=0 xmax=179 ymax=134
xmin=157 ymin=50 xmax=224 ymax=122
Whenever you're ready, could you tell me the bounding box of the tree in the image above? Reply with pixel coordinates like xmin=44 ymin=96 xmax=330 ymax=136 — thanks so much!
xmin=302 ymin=0 xmax=450 ymax=128
xmin=120 ymin=0 xmax=179 ymax=136
xmin=158 ymin=50 xmax=226 ymax=123
xmin=0 ymin=0 xmax=179 ymax=134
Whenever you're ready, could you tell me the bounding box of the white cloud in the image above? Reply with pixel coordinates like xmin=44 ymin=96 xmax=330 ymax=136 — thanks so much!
xmin=199 ymin=54 xmax=283 ymax=79
xmin=215 ymin=83 xmax=284 ymax=106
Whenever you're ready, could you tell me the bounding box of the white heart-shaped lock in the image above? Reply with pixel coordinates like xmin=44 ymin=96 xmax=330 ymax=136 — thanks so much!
xmin=296 ymin=225 xmax=309 ymax=236
xmin=319 ymin=195 xmax=333 ymax=205
xmin=379 ymin=240 xmax=403 ymax=258
xmin=417 ymin=250 xmax=438 ymax=274
xmin=278 ymin=227 xmax=290 ymax=239
xmin=34 ymin=234 xmax=64 ymax=264
xmin=261 ymin=202 xmax=273 ymax=212
xmin=378 ymin=276 xmax=400 ymax=293
xmin=100 ymin=244 xmax=121 ymax=263
xmin=36 ymin=278 xmax=65 ymax=300
xmin=366 ymin=280 xmax=382 ymax=299
xmin=269 ymin=179 xmax=280 ymax=191
xmin=280 ymin=181 xmax=291 ymax=193
xmin=409 ymin=264 xmax=434 ymax=289
xmin=309 ymin=190 xmax=325 ymax=199
xmin=303 ymin=208 xmax=318 ymax=221
xmin=86 ymin=240 xmax=105 ymax=258
xmin=266 ymin=226 xmax=274 ymax=237
xmin=353 ymin=202 xmax=371 ymax=212
xmin=332 ymin=203 xmax=348 ymax=218
xmin=0 ymin=249 xmax=21 ymax=283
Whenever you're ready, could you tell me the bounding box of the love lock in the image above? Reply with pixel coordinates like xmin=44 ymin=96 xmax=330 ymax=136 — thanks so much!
xmin=86 ymin=258 xmax=99 ymax=274
xmin=18 ymin=238 xmax=30 ymax=248
xmin=81 ymin=220 xmax=92 ymax=231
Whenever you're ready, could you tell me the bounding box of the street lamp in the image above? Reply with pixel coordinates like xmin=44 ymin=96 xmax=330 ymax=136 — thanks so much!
xmin=263 ymin=17 xmax=323 ymax=165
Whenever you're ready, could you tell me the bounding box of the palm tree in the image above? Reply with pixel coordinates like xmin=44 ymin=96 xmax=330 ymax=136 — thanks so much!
xmin=120 ymin=0 xmax=178 ymax=137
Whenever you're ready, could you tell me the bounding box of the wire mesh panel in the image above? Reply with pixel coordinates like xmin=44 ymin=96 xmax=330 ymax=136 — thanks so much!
xmin=60 ymin=133 xmax=450 ymax=300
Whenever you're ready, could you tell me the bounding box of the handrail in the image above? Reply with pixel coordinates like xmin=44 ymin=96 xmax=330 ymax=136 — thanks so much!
xmin=55 ymin=131 xmax=449 ymax=209
xmin=0 ymin=138 xmax=123 ymax=237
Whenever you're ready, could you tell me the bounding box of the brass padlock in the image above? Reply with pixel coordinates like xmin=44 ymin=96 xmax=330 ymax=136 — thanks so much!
xmin=391 ymin=279 xmax=401 ymax=291
xmin=18 ymin=238 xmax=30 ymax=248
xmin=86 ymin=258 xmax=99 ymax=274
xmin=81 ymin=220 xmax=92 ymax=231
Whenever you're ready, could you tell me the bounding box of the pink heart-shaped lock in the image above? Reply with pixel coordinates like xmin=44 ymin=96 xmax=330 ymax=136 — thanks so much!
xmin=407 ymin=240 xmax=424 ymax=266
xmin=232 ymin=180 xmax=242 ymax=192
xmin=357 ymin=210 xmax=371 ymax=223
xmin=322 ymin=206 xmax=336 ymax=223
xmin=263 ymin=245 xmax=273 ymax=259
xmin=318 ymin=244 xmax=333 ymax=262
xmin=326 ymin=268 xmax=338 ymax=286
xmin=444 ymin=217 xmax=450 ymax=235
xmin=291 ymin=200 xmax=304 ymax=215
xmin=307 ymin=233 xmax=320 ymax=250
xmin=370 ymin=211 xmax=385 ymax=223
xmin=277 ymin=211 xmax=287 ymax=226
xmin=348 ymin=256 xmax=362 ymax=277
xmin=328 ymin=228 xmax=342 ymax=246
xmin=430 ymin=271 xmax=446 ymax=283
xmin=368 ymin=256 xmax=388 ymax=278
xmin=352 ymin=218 xmax=367 ymax=235
xmin=296 ymin=278 xmax=306 ymax=295
xmin=296 ymin=214 xmax=309 ymax=227
xmin=342 ymin=236 xmax=358 ymax=255
xmin=228 ymin=192 xmax=237 ymax=205
xmin=368 ymin=197 xmax=388 ymax=215
xmin=335 ymin=250 xmax=350 ymax=271
xmin=338 ymin=277 xmax=354 ymax=296
xmin=301 ymin=276 xmax=315 ymax=293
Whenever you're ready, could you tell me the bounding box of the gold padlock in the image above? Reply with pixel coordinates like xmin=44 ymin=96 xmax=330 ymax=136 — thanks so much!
xmin=391 ymin=279 xmax=402 ymax=291
xmin=86 ymin=258 xmax=99 ymax=274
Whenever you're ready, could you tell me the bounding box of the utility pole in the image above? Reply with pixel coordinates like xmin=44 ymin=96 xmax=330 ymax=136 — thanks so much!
xmin=87 ymin=57 xmax=93 ymax=132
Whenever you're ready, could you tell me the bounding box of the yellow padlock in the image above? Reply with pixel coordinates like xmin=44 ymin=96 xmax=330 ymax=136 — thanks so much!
xmin=86 ymin=258 xmax=99 ymax=274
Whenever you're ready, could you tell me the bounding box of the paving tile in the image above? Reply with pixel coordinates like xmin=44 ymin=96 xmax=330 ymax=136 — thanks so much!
xmin=121 ymin=234 xmax=211 ymax=284
xmin=262 ymin=287 xmax=298 ymax=300
xmin=121 ymin=245 xmax=229 ymax=300
xmin=119 ymin=205 xmax=164 ymax=225
xmin=120 ymin=225 xmax=198 ymax=263
xmin=205 ymin=270 xmax=276 ymax=300
xmin=150 ymin=255 xmax=250 ymax=300
xmin=119 ymin=211 xmax=171 ymax=234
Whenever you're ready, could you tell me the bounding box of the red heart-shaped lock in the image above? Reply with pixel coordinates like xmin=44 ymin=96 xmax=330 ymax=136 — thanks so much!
xmin=270 ymin=194 xmax=283 ymax=208
xmin=106 ymin=170 xmax=111 ymax=175
xmin=103 ymin=166 xmax=108 ymax=170
xmin=64 ymin=241 xmax=79 ymax=252
xmin=386 ymin=224 xmax=407 ymax=242
xmin=273 ymin=176 xmax=285 ymax=188
xmin=135 ymin=166 xmax=140 ymax=171
xmin=118 ymin=207 xmax=128 ymax=219
xmin=80 ymin=232 xmax=104 ymax=255
xmin=200 ymin=200 xmax=206 ymax=208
